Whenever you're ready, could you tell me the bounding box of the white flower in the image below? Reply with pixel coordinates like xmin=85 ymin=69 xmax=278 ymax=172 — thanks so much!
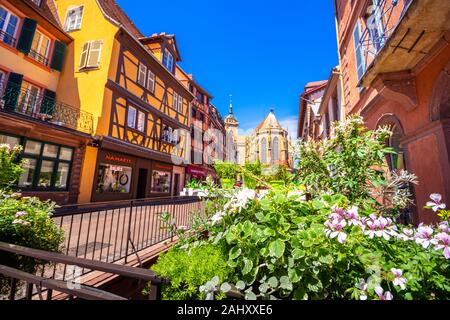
xmin=15 ymin=211 xmax=27 ymax=218
xmin=287 ymin=190 xmax=306 ymax=201
xmin=12 ymin=219 xmax=31 ymax=227
xmin=210 ymin=212 xmax=226 ymax=225
xmin=374 ymin=286 xmax=393 ymax=300
xmin=426 ymin=193 xmax=446 ymax=212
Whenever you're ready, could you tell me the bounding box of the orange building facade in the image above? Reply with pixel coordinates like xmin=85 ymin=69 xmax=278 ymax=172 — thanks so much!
xmin=334 ymin=0 xmax=450 ymax=224
xmin=0 ymin=0 xmax=93 ymax=204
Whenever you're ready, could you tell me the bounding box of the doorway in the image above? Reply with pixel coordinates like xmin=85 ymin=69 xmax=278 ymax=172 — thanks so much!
xmin=136 ymin=168 xmax=148 ymax=199
xmin=173 ymin=173 xmax=180 ymax=196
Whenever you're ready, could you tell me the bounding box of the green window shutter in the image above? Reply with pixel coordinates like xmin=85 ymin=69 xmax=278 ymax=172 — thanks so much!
xmin=50 ymin=41 xmax=67 ymax=71
xmin=17 ymin=18 xmax=37 ymax=54
xmin=41 ymin=89 xmax=56 ymax=116
xmin=3 ymin=73 xmax=23 ymax=111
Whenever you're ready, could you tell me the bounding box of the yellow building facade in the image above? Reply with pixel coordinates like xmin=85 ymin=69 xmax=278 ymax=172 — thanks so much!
xmin=54 ymin=0 xmax=193 ymax=203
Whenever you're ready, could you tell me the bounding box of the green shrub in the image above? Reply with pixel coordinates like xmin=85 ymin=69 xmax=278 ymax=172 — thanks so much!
xmin=150 ymin=244 xmax=231 ymax=300
xmin=214 ymin=161 xmax=238 ymax=180
xmin=0 ymin=144 xmax=24 ymax=191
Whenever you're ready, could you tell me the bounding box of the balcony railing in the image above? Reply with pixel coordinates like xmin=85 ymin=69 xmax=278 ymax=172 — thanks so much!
xmin=359 ymin=0 xmax=413 ymax=73
xmin=0 ymin=83 xmax=93 ymax=135
xmin=28 ymin=49 xmax=49 ymax=66
xmin=0 ymin=30 xmax=17 ymax=47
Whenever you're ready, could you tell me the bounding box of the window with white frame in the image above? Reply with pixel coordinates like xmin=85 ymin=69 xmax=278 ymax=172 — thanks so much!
xmin=172 ymin=91 xmax=179 ymax=112
xmin=0 ymin=6 xmax=20 ymax=46
xmin=353 ymin=20 xmax=366 ymax=82
xmin=178 ymin=94 xmax=183 ymax=113
xmin=29 ymin=30 xmax=51 ymax=65
xmin=64 ymin=6 xmax=83 ymax=32
xmin=0 ymin=70 xmax=6 ymax=95
xmin=147 ymin=70 xmax=155 ymax=93
xmin=79 ymin=40 xmax=103 ymax=70
xmin=162 ymin=49 xmax=173 ymax=72
xmin=137 ymin=63 xmax=147 ymax=87
xmin=18 ymin=81 xmax=41 ymax=114
xmin=137 ymin=110 xmax=146 ymax=132
xmin=127 ymin=106 xmax=137 ymax=129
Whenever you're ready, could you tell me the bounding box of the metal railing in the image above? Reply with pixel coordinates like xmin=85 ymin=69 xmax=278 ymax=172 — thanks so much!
xmin=0 ymin=83 xmax=94 ymax=134
xmin=28 ymin=49 xmax=50 ymax=66
xmin=0 ymin=30 xmax=17 ymax=47
xmin=0 ymin=242 xmax=167 ymax=300
xmin=359 ymin=0 xmax=413 ymax=72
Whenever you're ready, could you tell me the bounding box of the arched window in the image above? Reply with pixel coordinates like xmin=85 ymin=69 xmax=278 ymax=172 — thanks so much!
xmin=260 ymin=138 xmax=267 ymax=164
xmin=272 ymin=137 xmax=279 ymax=163
xmin=388 ymin=125 xmax=405 ymax=172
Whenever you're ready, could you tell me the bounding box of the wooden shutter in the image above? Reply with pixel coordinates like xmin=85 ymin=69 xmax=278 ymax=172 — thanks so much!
xmin=86 ymin=40 xmax=102 ymax=68
xmin=172 ymin=92 xmax=178 ymax=110
xmin=147 ymin=70 xmax=155 ymax=93
xmin=50 ymin=41 xmax=67 ymax=71
xmin=3 ymin=73 xmax=23 ymax=111
xmin=137 ymin=63 xmax=146 ymax=86
xmin=79 ymin=42 xmax=89 ymax=69
xmin=40 ymin=89 xmax=56 ymax=116
xmin=178 ymin=95 xmax=183 ymax=113
xmin=17 ymin=18 xmax=37 ymax=54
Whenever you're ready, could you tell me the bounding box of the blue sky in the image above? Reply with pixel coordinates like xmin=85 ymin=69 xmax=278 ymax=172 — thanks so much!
xmin=116 ymin=0 xmax=338 ymax=137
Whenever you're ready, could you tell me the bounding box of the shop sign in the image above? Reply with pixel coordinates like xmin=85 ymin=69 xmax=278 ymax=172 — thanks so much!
xmin=105 ymin=154 xmax=133 ymax=165
xmin=154 ymin=163 xmax=172 ymax=172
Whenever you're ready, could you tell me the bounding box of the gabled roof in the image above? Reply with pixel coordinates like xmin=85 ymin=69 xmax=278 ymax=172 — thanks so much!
xmin=256 ymin=110 xmax=283 ymax=131
xmin=97 ymin=0 xmax=143 ymax=38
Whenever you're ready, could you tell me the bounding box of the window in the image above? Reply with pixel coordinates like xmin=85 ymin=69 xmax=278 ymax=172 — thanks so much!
xmin=260 ymin=138 xmax=267 ymax=164
xmin=272 ymin=137 xmax=279 ymax=162
xmin=18 ymin=81 xmax=41 ymax=115
xmin=79 ymin=40 xmax=102 ymax=70
xmin=366 ymin=0 xmax=386 ymax=52
xmin=162 ymin=49 xmax=173 ymax=72
xmin=29 ymin=30 xmax=51 ymax=65
xmin=0 ymin=7 xmax=19 ymax=46
xmin=64 ymin=6 xmax=83 ymax=32
xmin=353 ymin=20 xmax=366 ymax=81
xmin=17 ymin=139 xmax=74 ymax=190
xmin=137 ymin=63 xmax=147 ymax=87
xmin=0 ymin=133 xmax=20 ymax=148
xmin=178 ymin=94 xmax=183 ymax=113
xmin=151 ymin=170 xmax=171 ymax=193
xmin=161 ymin=125 xmax=178 ymax=144
xmin=147 ymin=70 xmax=155 ymax=93
xmin=196 ymin=91 xmax=204 ymax=103
xmin=191 ymin=108 xmax=197 ymax=119
xmin=127 ymin=106 xmax=137 ymax=129
xmin=387 ymin=125 xmax=405 ymax=171
xmin=172 ymin=91 xmax=184 ymax=112
xmin=96 ymin=164 xmax=132 ymax=193
xmin=0 ymin=70 xmax=6 ymax=94
xmin=137 ymin=111 xmax=146 ymax=132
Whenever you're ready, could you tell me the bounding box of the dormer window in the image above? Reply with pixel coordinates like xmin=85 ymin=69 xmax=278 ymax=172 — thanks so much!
xmin=163 ymin=49 xmax=173 ymax=72
xmin=65 ymin=6 xmax=83 ymax=32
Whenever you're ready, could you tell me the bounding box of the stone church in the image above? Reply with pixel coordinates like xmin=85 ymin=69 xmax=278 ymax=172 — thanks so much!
xmin=224 ymin=102 xmax=292 ymax=169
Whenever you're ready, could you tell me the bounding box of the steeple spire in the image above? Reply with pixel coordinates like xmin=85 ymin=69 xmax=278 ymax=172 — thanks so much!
xmin=229 ymin=94 xmax=233 ymax=114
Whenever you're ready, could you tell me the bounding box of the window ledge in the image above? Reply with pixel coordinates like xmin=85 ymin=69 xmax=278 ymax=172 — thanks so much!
xmin=78 ymin=66 xmax=100 ymax=73
xmin=24 ymin=55 xmax=52 ymax=72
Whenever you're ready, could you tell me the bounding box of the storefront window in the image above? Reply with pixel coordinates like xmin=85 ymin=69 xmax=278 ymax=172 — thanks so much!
xmin=151 ymin=170 xmax=171 ymax=193
xmin=17 ymin=139 xmax=74 ymax=190
xmin=0 ymin=134 xmax=20 ymax=148
xmin=96 ymin=164 xmax=132 ymax=193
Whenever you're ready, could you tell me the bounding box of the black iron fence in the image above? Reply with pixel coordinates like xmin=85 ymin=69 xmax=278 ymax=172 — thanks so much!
xmin=359 ymin=0 xmax=413 ymax=71
xmin=0 ymin=30 xmax=17 ymax=47
xmin=0 ymin=196 xmax=203 ymax=300
xmin=0 ymin=83 xmax=94 ymax=134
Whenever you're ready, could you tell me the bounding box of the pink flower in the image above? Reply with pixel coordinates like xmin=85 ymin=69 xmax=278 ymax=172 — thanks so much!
xmin=358 ymin=279 xmax=368 ymax=300
xmin=438 ymin=221 xmax=449 ymax=234
xmin=415 ymin=225 xmax=435 ymax=249
xmin=325 ymin=218 xmax=348 ymax=244
xmin=345 ymin=206 xmax=361 ymax=226
xmin=397 ymin=228 xmax=414 ymax=241
xmin=15 ymin=211 xmax=27 ymax=218
xmin=329 ymin=206 xmax=346 ymax=221
xmin=365 ymin=220 xmax=378 ymax=239
xmin=434 ymin=232 xmax=450 ymax=259
xmin=374 ymin=286 xmax=393 ymax=300
xmin=391 ymin=268 xmax=407 ymax=290
xmin=12 ymin=219 xmax=31 ymax=227
xmin=375 ymin=217 xmax=392 ymax=240
xmin=426 ymin=193 xmax=446 ymax=212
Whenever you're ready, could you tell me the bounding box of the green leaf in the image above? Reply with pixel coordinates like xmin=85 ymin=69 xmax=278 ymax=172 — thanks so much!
xmin=242 ymin=258 xmax=253 ymax=275
xmin=259 ymin=282 xmax=269 ymax=293
xmin=292 ymin=248 xmax=306 ymax=260
xmin=229 ymin=246 xmax=242 ymax=260
xmin=288 ymin=268 xmax=302 ymax=283
xmin=236 ymin=281 xmax=246 ymax=290
xmin=280 ymin=276 xmax=293 ymax=291
xmin=268 ymin=276 xmax=279 ymax=288
xmin=263 ymin=228 xmax=276 ymax=237
xmin=245 ymin=291 xmax=257 ymax=300
xmin=220 ymin=282 xmax=231 ymax=293
xmin=269 ymin=240 xmax=285 ymax=258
